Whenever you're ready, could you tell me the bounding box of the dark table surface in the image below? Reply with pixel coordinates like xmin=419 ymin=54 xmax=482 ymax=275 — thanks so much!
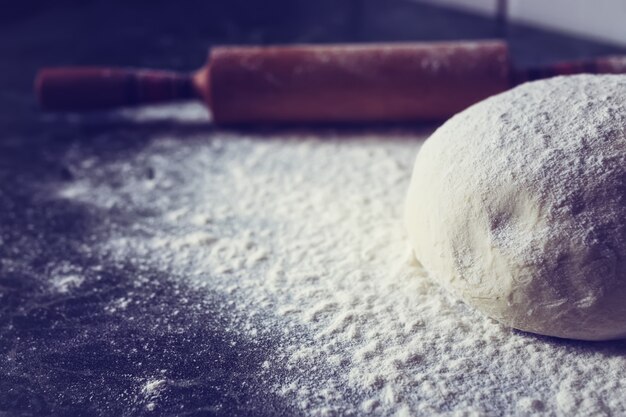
xmin=1 ymin=1 xmax=624 ymax=416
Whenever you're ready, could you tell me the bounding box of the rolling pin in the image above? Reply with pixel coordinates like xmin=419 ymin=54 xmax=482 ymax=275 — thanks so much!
xmin=35 ymin=40 xmax=626 ymax=124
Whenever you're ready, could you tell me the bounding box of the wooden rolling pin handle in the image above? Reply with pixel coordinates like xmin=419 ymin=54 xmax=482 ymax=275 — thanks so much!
xmin=513 ymin=55 xmax=626 ymax=84
xmin=35 ymin=67 xmax=198 ymax=111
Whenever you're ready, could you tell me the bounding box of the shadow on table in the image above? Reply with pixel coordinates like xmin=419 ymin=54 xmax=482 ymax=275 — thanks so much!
xmin=0 ymin=135 xmax=300 ymax=417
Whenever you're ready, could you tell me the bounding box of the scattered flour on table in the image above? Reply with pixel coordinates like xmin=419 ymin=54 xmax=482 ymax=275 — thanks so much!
xmin=141 ymin=378 xmax=167 ymax=412
xmin=55 ymin=104 xmax=626 ymax=416
xmin=49 ymin=261 xmax=85 ymax=293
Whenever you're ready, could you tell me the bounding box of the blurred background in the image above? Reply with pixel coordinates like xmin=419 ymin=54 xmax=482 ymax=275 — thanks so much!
xmin=1 ymin=1 xmax=625 ymax=416
xmin=2 ymin=0 xmax=625 ymax=74
xmin=2 ymin=0 xmax=624 ymax=124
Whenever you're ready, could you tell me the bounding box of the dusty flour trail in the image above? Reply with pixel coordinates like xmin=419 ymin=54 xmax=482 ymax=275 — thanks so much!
xmin=56 ymin=104 xmax=626 ymax=416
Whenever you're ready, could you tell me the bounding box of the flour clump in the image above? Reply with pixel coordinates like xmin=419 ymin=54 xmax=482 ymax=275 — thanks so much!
xmin=404 ymin=74 xmax=626 ymax=341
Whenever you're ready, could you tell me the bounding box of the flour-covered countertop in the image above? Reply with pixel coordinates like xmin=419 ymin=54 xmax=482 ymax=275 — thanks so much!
xmin=2 ymin=2 xmax=626 ymax=416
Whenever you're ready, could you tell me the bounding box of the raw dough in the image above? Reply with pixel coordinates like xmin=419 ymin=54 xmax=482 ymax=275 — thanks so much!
xmin=404 ymin=74 xmax=626 ymax=341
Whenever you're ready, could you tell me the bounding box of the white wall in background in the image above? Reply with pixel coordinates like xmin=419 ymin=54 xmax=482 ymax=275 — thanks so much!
xmin=415 ymin=0 xmax=499 ymax=17
xmin=508 ymin=0 xmax=626 ymax=46
xmin=415 ymin=0 xmax=626 ymax=46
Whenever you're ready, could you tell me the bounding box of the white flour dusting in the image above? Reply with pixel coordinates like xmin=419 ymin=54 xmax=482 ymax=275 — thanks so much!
xmin=142 ymin=378 xmax=167 ymax=412
xmin=55 ymin=104 xmax=626 ymax=416
xmin=49 ymin=261 xmax=85 ymax=293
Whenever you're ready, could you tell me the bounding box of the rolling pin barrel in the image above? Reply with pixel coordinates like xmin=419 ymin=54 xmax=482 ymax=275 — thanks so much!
xmin=207 ymin=41 xmax=511 ymax=124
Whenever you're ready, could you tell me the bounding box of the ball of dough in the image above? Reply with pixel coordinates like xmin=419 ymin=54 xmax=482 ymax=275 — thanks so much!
xmin=404 ymin=74 xmax=626 ymax=341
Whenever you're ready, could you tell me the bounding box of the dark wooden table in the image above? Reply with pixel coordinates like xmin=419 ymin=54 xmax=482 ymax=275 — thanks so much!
xmin=0 ymin=1 xmax=624 ymax=416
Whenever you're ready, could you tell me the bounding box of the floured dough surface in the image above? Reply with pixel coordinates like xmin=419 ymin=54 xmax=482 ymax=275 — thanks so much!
xmin=405 ymin=74 xmax=626 ymax=341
